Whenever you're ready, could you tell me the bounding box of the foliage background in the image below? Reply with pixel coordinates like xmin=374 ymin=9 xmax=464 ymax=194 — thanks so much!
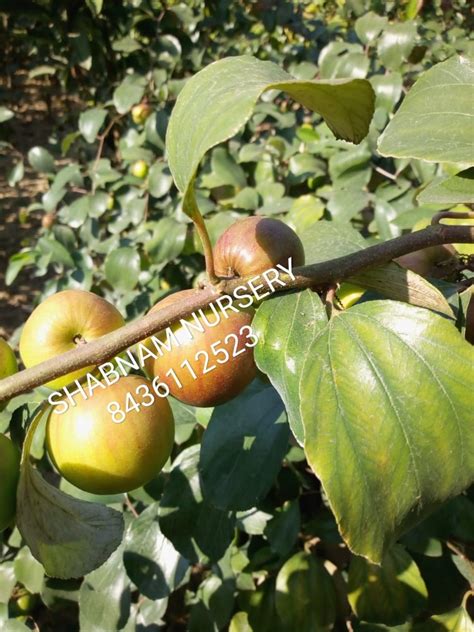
xmin=0 ymin=0 xmax=473 ymax=630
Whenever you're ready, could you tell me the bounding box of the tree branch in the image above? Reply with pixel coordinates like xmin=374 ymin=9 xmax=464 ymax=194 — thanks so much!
xmin=0 ymin=223 xmax=473 ymax=403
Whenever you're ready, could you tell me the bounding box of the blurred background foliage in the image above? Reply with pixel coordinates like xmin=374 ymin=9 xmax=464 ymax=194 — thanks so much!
xmin=0 ymin=0 xmax=473 ymax=630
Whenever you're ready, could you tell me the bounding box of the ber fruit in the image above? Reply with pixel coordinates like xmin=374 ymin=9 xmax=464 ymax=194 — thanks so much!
xmin=0 ymin=434 xmax=20 ymax=532
xmin=131 ymin=103 xmax=152 ymax=125
xmin=213 ymin=216 xmax=305 ymax=278
xmin=19 ymin=289 xmax=125 ymax=390
xmin=130 ymin=159 xmax=149 ymax=179
xmin=145 ymin=289 xmax=257 ymax=407
xmin=46 ymin=375 xmax=174 ymax=494
xmin=0 ymin=338 xmax=17 ymax=411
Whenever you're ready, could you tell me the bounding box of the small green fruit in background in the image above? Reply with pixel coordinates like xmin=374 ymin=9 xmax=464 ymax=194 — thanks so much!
xmin=131 ymin=102 xmax=152 ymax=125
xmin=0 ymin=338 xmax=18 ymax=412
xmin=130 ymin=160 xmax=149 ymax=179
xmin=0 ymin=434 xmax=20 ymax=532
xmin=337 ymin=283 xmax=366 ymax=309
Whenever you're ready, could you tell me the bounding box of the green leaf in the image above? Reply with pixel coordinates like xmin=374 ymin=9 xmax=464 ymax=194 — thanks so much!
xmin=123 ymin=503 xmax=189 ymax=599
xmin=377 ymin=22 xmax=417 ymax=70
xmin=79 ymin=108 xmax=107 ymax=143
xmin=355 ymin=12 xmax=388 ymax=45
xmin=16 ymin=409 xmax=124 ymax=579
xmin=264 ymin=500 xmax=300 ymax=558
xmin=104 ymin=247 xmax=141 ymax=291
xmin=113 ymin=75 xmax=146 ymax=114
xmin=158 ymin=445 xmax=235 ymax=563
xmin=378 ymin=56 xmax=474 ymax=163
xmin=275 ymin=551 xmax=337 ymax=632
xmin=301 ymin=301 xmax=474 ymax=562
xmin=148 ymin=163 xmax=173 ymax=198
xmin=199 ymin=386 xmax=289 ymax=511
xmin=201 ymin=147 xmax=247 ymax=190
xmin=347 ymin=545 xmax=428 ymax=625
xmin=0 ymin=107 xmax=14 ymax=123
xmin=418 ymin=168 xmax=474 ymax=204
xmin=14 ymin=547 xmax=44 ymax=594
xmin=145 ymin=217 xmax=186 ymax=264
xmin=79 ymin=546 xmax=130 ymax=632
xmin=166 ymin=55 xmax=374 ymax=219
xmin=253 ymin=291 xmax=328 ymax=444
xmin=0 ymin=563 xmax=16 ymax=602
xmin=5 ymin=251 xmax=36 ymax=286
xmin=28 ymin=146 xmax=55 ymax=173
xmin=85 ymin=0 xmax=103 ymax=15
xmin=415 ymin=603 xmax=474 ymax=632
xmin=8 ymin=161 xmax=24 ymax=187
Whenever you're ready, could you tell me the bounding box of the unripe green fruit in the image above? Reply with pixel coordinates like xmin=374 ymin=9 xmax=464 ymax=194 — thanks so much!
xmin=213 ymin=216 xmax=305 ymax=278
xmin=131 ymin=103 xmax=152 ymax=125
xmin=0 ymin=434 xmax=20 ymax=532
xmin=395 ymin=244 xmax=457 ymax=279
xmin=20 ymin=290 xmax=125 ymax=390
xmin=144 ymin=290 xmax=257 ymax=407
xmin=336 ymin=283 xmax=366 ymax=309
xmin=130 ymin=160 xmax=149 ymax=179
xmin=46 ymin=375 xmax=174 ymax=494
xmin=0 ymin=338 xmax=18 ymax=412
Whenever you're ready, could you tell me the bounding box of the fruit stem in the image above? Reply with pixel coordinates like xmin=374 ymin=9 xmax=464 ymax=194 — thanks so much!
xmin=194 ymin=212 xmax=218 ymax=285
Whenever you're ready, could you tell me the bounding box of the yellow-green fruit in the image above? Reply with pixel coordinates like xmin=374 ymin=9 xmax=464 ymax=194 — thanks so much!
xmin=131 ymin=103 xmax=152 ymax=125
xmin=46 ymin=375 xmax=175 ymax=494
xmin=10 ymin=592 xmax=38 ymax=616
xmin=337 ymin=283 xmax=366 ymax=309
xmin=130 ymin=160 xmax=149 ymax=179
xmin=0 ymin=338 xmax=18 ymax=411
xmin=19 ymin=290 xmax=125 ymax=390
xmin=0 ymin=434 xmax=20 ymax=532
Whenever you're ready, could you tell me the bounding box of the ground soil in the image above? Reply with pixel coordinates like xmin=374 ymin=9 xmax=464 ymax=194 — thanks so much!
xmin=0 ymin=72 xmax=81 ymax=339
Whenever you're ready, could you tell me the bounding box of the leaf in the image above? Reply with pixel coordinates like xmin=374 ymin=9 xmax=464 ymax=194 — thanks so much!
xmin=347 ymin=545 xmax=428 ymax=625
xmin=148 ymin=163 xmax=173 ymax=198
xmin=199 ymin=386 xmax=289 ymax=511
xmin=28 ymin=146 xmax=55 ymax=173
xmin=166 ymin=55 xmax=375 ymax=219
xmin=301 ymin=301 xmax=474 ymax=562
xmin=14 ymin=547 xmax=45 ymax=594
xmin=355 ymin=12 xmax=388 ymax=45
xmin=104 ymin=247 xmax=141 ymax=291
xmin=85 ymin=0 xmax=103 ymax=15
xmin=275 ymin=551 xmax=337 ymax=632
xmin=264 ymin=500 xmax=300 ymax=558
xmin=417 ymin=167 xmax=474 ymax=204
xmin=123 ymin=503 xmax=189 ymax=600
xmin=8 ymin=161 xmax=24 ymax=187
xmin=145 ymin=217 xmax=186 ymax=264
xmin=378 ymin=56 xmax=474 ymax=163
xmin=79 ymin=546 xmax=130 ymax=632
xmin=0 ymin=563 xmax=16 ymax=602
xmin=113 ymin=75 xmax=147 ymax=114
xmin=253 ymin=290 xmax=328 ymax=444
xmin=377 ymin=22 xmax=417 ymax=70
xmin=301 ymin=221 xmax=453 ymax=316
xmin=158 ymin=445 xmax=235 ymax=563
xmin=0 ymin=106 xmax=14 ymax=123
xmin=16 ymin=409 xmax=124 ymax=579
xmin=79 ymin=108 xmax=108 ymax=143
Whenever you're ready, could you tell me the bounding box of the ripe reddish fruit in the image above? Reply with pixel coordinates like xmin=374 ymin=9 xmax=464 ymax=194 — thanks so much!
xmin=46 ymin=375 xmax=174 ymax=494
xmin=144 ymin=289 xmax=257 ymax=407
xmin=395 ymin=244 xmax=458 ymax=279
xmin=19 ymin=290 xmax=125 ymax=390
xmin=0 ymin=434 xmax=20 ymax=532
xmin=213 ymin=216 xmax=305 ymax=278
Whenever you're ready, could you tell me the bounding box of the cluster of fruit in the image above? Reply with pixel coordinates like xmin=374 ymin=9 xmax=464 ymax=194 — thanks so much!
xmin=0 ymin=217 xmax=304 ymax=528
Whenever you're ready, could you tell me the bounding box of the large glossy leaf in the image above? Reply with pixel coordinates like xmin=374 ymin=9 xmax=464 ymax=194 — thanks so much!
xmin=166 ymin=55 xmax=375 ymax=218
xmin=16 ymin=409 xmax=124 ymax=579
xmin=199 ymin=385 xmax=289 ymax=511
xmin=79 ymin=108 xmax=107 ymax=143
xmin=347 ymin=545 xmax=427 ymax=625
xmin=275 ymin=551 xmax=337 ymax=632
xmin=253 ymin=290 xmax=328 ymax=444
xmin=378 ymin=55 xmax=474 ymax=163
xmin=301 ymin=301 xmax=474 ymax=562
